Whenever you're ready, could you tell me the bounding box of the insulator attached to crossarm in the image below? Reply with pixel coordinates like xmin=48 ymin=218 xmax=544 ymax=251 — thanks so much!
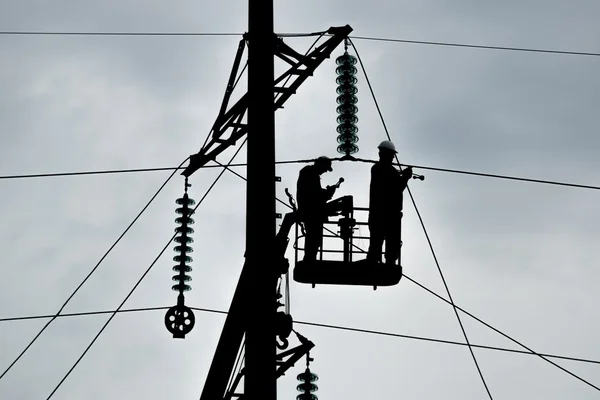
xmin=335 ymin=39 xmax=359 ymax=158
xmin=165 ymin=178 xmax=196 ymax=339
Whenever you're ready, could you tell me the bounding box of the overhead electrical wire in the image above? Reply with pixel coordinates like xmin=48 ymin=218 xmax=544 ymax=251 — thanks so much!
xmin=0 ymin=31 xmax=241 ymax=36
xmin=44 ymin=139 xmax=248 ymax=399
xmin=349 ymin=35 xmax=600 ymax=58
xmin=1 ymin=29 xmax=599 ymax=58
xmin=399 ymin=163 xmax=600 ymax=190
xmin=349 ymin=37 xmax=494 ymax=400
xmin=0 ymin=166 xmax=187 ymax=179
xmin=0 ymin=161 xmax=308 ymax=180
xmin=350 ymin=158 xmax=600 ymax=191
xmin=3 ymin=305 xmax=600 ymax=367
xmin=0 ymin=31 xmax=323 ymax=37
xmin=293 ymin=319 xmax=600 ymax=366
xmin=0 ymin=306 xmax=173 ymax=322
xmin=0 ymin=156 xmax=190 ymax=383
xmin=3 ymin=161 xmax=599 ymax=192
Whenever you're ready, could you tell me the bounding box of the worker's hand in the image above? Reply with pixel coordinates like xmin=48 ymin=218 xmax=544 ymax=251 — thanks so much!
xmin=326 ymin=185 xmax=336 ymax=197
xmin=404 ymin=166 xmax=413 ymax=176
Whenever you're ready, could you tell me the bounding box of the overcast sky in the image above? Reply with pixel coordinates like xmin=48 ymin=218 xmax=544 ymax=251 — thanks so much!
xmin=1 ymin=1 xmax=600 ymax=399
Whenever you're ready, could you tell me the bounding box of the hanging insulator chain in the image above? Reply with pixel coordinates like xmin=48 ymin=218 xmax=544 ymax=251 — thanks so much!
xmin=335 ymin=39 xmax=359 ymax=157
xmin=172 ymin=190 xmax=195 ymax=293
xmin=297 ymin=355 xmax=318 ymax=400
xmin=164 ymin=178 xmax=196 ymax=339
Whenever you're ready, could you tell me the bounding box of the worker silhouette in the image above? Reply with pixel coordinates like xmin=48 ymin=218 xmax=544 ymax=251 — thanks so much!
xmin=367 ymin=140 xmax=413 ymax=266
xmin=296 ymin=156 xmax=337 ymax=262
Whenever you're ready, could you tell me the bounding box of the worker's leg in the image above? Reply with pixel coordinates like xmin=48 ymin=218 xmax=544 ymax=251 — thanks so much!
xmin=384 ymin=219 xmax=401 ymax=266
xmin=303 ymin=219 xmax=322 ymax=261
xmin=367 ymin=221 xmax=384 ymax=263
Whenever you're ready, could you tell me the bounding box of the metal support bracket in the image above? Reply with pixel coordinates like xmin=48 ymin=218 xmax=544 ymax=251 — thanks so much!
xmin=182 ymin=25 xmax=353 ymax=178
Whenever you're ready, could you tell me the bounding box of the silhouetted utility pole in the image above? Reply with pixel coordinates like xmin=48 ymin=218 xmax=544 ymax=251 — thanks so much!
xmin=245 ymin=0 xmax=276 ymax=399
xmin=183 ymin=5 xmax=351 ymax=397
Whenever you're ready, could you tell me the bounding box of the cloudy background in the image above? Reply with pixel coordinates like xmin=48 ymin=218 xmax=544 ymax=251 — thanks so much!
xmin=1 ymin=0 xmax=600 ymax=399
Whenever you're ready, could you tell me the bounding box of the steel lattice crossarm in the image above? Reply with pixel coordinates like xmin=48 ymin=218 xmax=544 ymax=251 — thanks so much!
xmin=182 ymin=25 xmax=353 ymax=178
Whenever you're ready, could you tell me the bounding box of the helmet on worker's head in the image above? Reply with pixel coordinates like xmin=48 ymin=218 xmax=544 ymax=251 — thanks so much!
xmin=315 ymin=156 xmax=333 ymax=172
xmin=378 ymin=140 xmax=397 ymax=154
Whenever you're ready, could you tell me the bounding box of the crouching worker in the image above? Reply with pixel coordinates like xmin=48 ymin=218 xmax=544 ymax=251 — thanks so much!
xmin=296 ymin=156 xmax=337 ymax=262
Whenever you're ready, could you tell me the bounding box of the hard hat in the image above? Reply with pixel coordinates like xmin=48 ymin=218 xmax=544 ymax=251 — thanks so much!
xmin=377 ymin=140 xmax=397 ymax=153
xmin=315 ymin=156 xmax=333 ymax=171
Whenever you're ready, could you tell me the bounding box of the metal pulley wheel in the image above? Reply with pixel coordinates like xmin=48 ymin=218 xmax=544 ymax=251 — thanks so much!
xmin=165 ymin=305 xmax=196 ymax=338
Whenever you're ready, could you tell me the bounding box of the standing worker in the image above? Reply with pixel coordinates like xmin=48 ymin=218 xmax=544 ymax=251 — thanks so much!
xmin=367 ymin=140 xmax=413 ymax=266
xmin=296 ymin=156 xmax=337 ymax=262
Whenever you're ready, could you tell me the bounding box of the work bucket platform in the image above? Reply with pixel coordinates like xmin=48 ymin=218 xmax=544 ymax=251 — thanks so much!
xmin=294 ymin=259 xmax=402 ymax=289
xmin=291 ymin=195 xmax=403 ymax=290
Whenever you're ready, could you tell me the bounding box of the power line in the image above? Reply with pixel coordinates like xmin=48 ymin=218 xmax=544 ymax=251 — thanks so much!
xmin=3 ymin=305 xmax=600 ymax=367
xmin=0 ymin=156 xmax=190 ymax=383
xmin=406 ymin=163 xmax=600 ymax=191
xmin=0 ymin=306 xmax=171 ymax=322
xmin=0 ymin=31 xmax=241 ymax=36
xmin=44 ymin=140 xmax=247 ymax=399
xmin=3 ymin=160 xmax=599 ymax=192
xmin=349 ymin=35 xmax=600 ymax=58
xmin=0 ymin=31 xmax=326 ymax=37
xmin=1 ymin=29 xmax=598 ymax=58
xmin=0 ymin=160 xmax=312 ymax=180
xmin=0 ymin=166 xmax=187 ymax=179
xmin=293 ymin=320 xmax=600 ymax=366
xmin=349 ymin=158 xmax=600 ymax=191
xmin=349 ymin=38 xmax=494 ymax=400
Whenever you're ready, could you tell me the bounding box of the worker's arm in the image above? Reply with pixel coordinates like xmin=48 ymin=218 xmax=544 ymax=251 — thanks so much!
xmin=399 ymin=166 xmax=413 ymax=191
xmin=299 ymin=169 xmax=330 ymax=205
xmin=323 ymin=185 xmax=335 ymax=201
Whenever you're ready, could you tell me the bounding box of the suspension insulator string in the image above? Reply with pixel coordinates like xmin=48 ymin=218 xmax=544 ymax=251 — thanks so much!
xmin=335 ymin=38 xmax=359 ymax=158
xmin=297 ymin=353 xmax=319 ymax=400
xmin=173 ymin=178 xmax=195 ymax=293
xmin=164 ymin=177 xmax=196 ymax=339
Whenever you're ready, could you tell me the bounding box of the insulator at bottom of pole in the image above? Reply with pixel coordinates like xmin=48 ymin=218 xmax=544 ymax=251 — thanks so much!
xmin=297 ymin=366 xmax=319 ymax=400
xmin=164 ymin=304 xmax=195 ymax=339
